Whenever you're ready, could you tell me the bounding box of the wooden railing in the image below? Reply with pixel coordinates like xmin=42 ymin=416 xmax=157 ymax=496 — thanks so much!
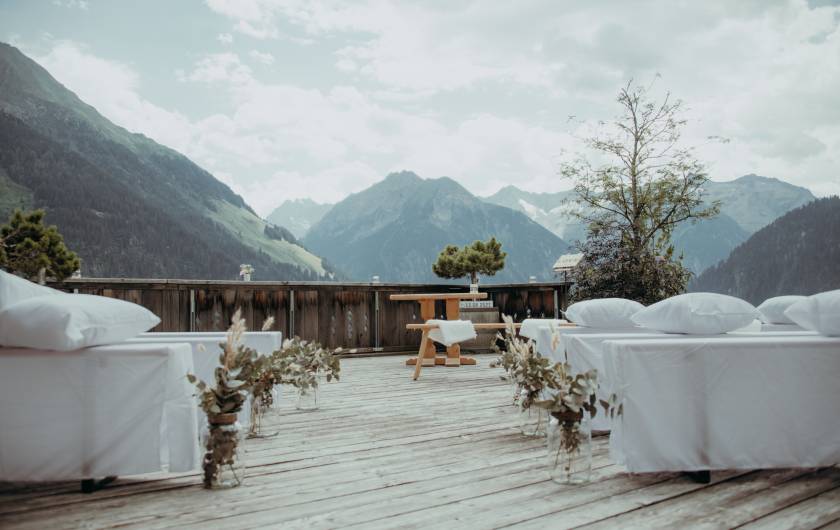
xmin=50 ymin=279 xmax=571 ymax=353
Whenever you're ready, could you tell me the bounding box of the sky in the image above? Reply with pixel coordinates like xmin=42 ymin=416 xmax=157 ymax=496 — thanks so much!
xmin=1 ymin=0 xmax=839 ymax=216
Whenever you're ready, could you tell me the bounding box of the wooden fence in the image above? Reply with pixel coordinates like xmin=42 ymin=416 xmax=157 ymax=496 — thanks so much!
xmin=51 ymin=279 xmax=571 ymax=353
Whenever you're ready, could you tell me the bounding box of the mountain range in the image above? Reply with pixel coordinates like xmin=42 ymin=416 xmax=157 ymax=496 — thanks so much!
xmin=271 ymin=174 xmax=815 ymax=278
xmin=0 ymin=42 xmax=328 ymax=280
xmin=1 ymin=42 xmax=825 ymax=287
xmin=482 ymin=175 xmax=814 ymax=274
xmin=691 ymin=196 xmax=840 ymax=303
xmin=267 ymin=198 xmax=333 ymax=239
xmin=302 ymin=171 xmax=569 ymax=283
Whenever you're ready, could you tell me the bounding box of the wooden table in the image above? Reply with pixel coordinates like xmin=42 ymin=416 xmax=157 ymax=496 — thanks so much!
xmin=390 ymin=292 xmax=488 ymax=369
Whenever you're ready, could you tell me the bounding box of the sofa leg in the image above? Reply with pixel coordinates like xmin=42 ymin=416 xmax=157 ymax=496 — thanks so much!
xmin=685 ymin=470 xmax=711 ymax=484
xmin=80 ymin=476 xmax=118 ymax=493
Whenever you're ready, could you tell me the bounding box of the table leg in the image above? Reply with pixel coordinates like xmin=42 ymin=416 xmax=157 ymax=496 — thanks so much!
xmin=407 ymin=299 xmax=441 ymax=366
xmin=413 ymin=330 xmax=430 ymax=380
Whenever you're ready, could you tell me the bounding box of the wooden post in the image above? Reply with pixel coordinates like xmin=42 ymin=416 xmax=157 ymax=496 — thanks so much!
xmin=289 ymin=289 xmax=295 ymax=338
xmin=189 ymin=289 xmax=196 ymax=332
xmin=374 ymin=290 xmax=380 ymax=349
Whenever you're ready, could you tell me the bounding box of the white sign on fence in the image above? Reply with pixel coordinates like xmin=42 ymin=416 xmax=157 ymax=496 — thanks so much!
xmin=460 ymin=300 xmax=494 ymax=309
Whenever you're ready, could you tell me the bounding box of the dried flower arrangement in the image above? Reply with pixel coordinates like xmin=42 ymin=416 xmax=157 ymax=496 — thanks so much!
xmin=187 ymin=309 xmax=266 ymax=488
xmin=273 ymin=337 xmax=341 ymax=392
xmin=491 ymin=315 xmax=559 ymax=409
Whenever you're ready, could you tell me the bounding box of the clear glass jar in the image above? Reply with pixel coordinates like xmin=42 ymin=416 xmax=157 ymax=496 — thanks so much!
xmin=546 ymin=413 xmax=592 ymax=484
xmin=201 ymin=415 xmax=246 ymax=489
xmin=297 ymin=386 xmax=319 ymax=411
xmin=248 ymin=388 xmax=280 ymax=439
xmin=509 ymin=380 xmax=520 ymax=407
xmin=518 ymin=396 xmax=547 ymax=436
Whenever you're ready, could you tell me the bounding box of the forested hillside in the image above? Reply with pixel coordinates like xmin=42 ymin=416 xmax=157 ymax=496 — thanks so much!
xmin=690 ymin=196 xmax=840 ymax=303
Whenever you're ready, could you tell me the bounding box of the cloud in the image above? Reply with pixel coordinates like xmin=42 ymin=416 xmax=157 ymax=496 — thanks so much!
xmin=248 ymin=49 xmax=275 ymax=65
xmin=26 ymin=0 xmax=840 ymax=218
xmin=33 ymin=41 xmax=195 ymax=155
xmin=52 ymin=0 xmax=89 ymax=10
xmin=217 ymin=32 xmax=233 ymax=44
xmin=177 ymin=52 xmax=253 ymax=84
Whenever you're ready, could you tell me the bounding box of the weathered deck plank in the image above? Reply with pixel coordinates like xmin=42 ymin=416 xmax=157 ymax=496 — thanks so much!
xmin=1 ymin=354 xmax=837 ymax=529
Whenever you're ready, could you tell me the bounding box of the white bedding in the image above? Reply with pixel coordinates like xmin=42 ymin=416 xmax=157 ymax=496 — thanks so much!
xmin=0 ymin=342 xmax=199 ymax=481
xmin=602 ymin=335 xmax=840 ymax=472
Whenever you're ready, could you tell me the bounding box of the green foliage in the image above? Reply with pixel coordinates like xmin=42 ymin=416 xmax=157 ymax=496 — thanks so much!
xmin=0 ymin=209 xmax=80 ymax=281
xmin=273 ymin=337 xmax=341 ymax=391
xmin=432 ymin=237 xmax=506 ymax=284
xmin=561 ymin=80 xmax=717 ymax=303
xmin=570 ymin=227 xmax=691 ymax=305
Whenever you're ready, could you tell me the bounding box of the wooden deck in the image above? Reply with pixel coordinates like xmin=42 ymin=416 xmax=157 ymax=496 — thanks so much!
xmin=2 ymin=355 xmax=839 ymax=529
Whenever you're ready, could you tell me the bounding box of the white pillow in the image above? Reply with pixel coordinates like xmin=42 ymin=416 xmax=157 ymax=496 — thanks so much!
xmin=757 ymin=295 xmax=807 ymax=324
xmin=564 ymin=298 xmax=645 ymax=328
xmin=0 ymin=294 xmax=161 ymax=351
xmin=0 ymin=269 xmax=62 ymax=310
xmin=631 ymin=292 xmax=759 ymax=335
xmin=784 ymin=290 xmax=840 ymax=336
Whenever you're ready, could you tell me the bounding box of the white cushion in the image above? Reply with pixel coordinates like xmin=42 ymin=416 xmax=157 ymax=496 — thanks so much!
xmin=631 ymin=293 xmax=759 ymax=334
xmin=0 ymin=269 xmax=62 ymax=310
xmin=784 ymin=289 xmax=840 ymax=336
xmin=564 ymin=298 xmax=645 ymax=328
xmin=0 ymin=294 xmax=161 ymax=351
xmin=757 ymin=295 xmax=807 ymax=324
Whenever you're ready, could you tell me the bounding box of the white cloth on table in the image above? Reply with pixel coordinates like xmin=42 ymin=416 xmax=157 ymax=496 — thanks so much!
xmin=0 ymin=342 xmax=199 ymax=481
xmin=426 ymin=320 xmax=476 ymax=346
xmin=562 ymin=330 xmax=817 ymax=431
xmin=532 ymin=325 xmax=658 ymax=363
xmin=129 ymin=331 xmax=283 ymax=429
xmin=519 ymin=319 xmax=567 ymax=340
xmin=602 ymin=335 xmax=840 ymax=473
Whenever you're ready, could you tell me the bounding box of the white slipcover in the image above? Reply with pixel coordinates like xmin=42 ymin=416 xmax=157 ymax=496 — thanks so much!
xmin=602 ymin=335 xmax=840 ymax=472
xmin=0 ymin=342 xmax=198 ymax=481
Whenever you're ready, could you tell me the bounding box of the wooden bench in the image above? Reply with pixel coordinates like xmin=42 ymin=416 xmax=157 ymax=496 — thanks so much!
xmin=405 ymin=322 xmax=524 ymax=380
xmin=406 ymin=322 xmax=579 ymax=379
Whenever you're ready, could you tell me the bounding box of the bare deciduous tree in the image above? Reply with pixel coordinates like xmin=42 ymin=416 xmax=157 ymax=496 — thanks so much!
xmin=562 ymin=80 xmax=719 ymax=256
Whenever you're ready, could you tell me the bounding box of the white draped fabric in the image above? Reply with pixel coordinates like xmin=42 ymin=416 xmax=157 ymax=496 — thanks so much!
xmin=129 ymin=332 xmax=283 ymax=429
xmin=0 ymin=342 xmax=199 ymax=481
xmin=426 ymin=320 xmax=476 ymax=346
xmin=518 ymin=319 xmax=567 ymax=341
xmin=760 ymin=323 xmax=806 ymax=332
xmin=538 ymin=328 xmax=815 ymax=431
xmin=602 ymin=335 xmax=840 ymax=472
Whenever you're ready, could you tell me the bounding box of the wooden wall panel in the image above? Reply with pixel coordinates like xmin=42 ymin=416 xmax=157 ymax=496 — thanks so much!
xmin=49 ymin=280 xmax=571 ymax=351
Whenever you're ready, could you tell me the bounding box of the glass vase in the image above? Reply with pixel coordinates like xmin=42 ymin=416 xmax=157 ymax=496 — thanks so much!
xmin=296 ymin=386 xmax=319 ymax=411
xmin=509 ymin=380 xmax=520 ymax=407
xmin=546 ymin=412 xmax=592 ymax=484
xmin=201 ymin=414 xmax=246 ymax=489
xmin=247 ymin=388 xmax=280 ymax=439
xmin=518 ymin=402 xmax=547 ymax=436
